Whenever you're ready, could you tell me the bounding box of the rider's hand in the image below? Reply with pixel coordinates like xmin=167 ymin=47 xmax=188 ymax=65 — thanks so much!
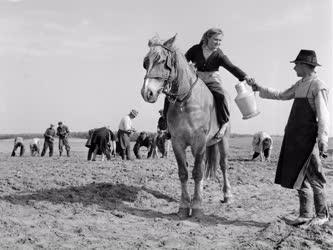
xmin=244 ymin=75 xmax=256 ymax=85
xmin=318 ymin=140 xmax=328 ymax=158
xmin=244 ymin=76 xmax=261 ymax=92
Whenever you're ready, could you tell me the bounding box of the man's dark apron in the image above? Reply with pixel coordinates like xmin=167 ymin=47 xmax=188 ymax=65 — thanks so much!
xmin=275 ymin=94 xmax=318 ymax=189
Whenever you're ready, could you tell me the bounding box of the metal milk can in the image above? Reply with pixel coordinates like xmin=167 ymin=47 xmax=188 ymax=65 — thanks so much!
xmin=234 ymin=82 xmax=260 ymax=119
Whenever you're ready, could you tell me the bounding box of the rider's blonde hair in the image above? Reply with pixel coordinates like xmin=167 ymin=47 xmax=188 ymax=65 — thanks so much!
xmin=200 ymin=28 xmax=224 ymax=45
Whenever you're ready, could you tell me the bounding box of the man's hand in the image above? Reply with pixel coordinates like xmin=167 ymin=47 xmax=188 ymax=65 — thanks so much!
xmin=318 ymin=141 xmax=328 ymax=158
xmin=244 ymin=76 xmax=261 ymax=92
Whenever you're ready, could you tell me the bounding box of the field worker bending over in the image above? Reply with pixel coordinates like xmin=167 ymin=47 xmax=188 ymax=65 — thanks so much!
xmin=133 ymin=132 xmax=155 ymax=159
xmin=117 ymin=109 xmax=138 ymax=160
xmin=252 ymin=131 xmax=273 ymax=161
xmin=41 ymin=124 xmax=56 ymax=157
xmin=56 ymin=121 xmax=71 ymax=157
xmin=11 ymin=137 xmax=25 ymax=157
xmin=249 ymin=50 xmax=330 ymax=227
xmin=30 ymin=138 xmax=41 ymax=156
xmin=86 ymin=127 xmax=116 ymax=161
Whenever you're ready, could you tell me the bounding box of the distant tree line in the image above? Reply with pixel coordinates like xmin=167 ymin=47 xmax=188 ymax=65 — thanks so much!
xmin=0 ymin=132 xmax=282 ymax=141
xmin=0 ymin=131 xmax=157 ymax=142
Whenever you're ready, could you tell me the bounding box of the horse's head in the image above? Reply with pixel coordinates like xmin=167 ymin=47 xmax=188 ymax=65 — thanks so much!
xmin=141 ymin=34 xmax=177 ymax=103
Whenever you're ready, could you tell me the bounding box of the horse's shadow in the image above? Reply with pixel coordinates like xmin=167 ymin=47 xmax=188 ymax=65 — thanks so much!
xmin=0 ymin=182 xmax=268 ymax=228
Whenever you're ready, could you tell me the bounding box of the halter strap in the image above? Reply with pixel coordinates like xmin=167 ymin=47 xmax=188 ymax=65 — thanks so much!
xmin=163 ymin=75 xmax=199 ymax=104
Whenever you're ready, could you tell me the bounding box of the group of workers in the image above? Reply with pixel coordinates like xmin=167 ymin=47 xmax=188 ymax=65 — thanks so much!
xmin=11 ymin=108 xmax=271 ymax=163
xmin=85 ymin=108 xmax=170 ymax=161
xmin=10 ymin=109 xmax=171 ymax=161
xmin=11 ymin=121 xmax=70 ymax=157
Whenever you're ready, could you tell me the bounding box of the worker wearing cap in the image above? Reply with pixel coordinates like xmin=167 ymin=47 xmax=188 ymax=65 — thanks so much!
xmin=41 ymin=124 xmax=56 ymax=157
xmin=56 ymin=121 xmax=71 ymax=157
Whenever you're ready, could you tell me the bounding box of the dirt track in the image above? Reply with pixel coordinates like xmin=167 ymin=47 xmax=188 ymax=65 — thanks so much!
xmin=0 ymin=137 xmax=332 ymax=249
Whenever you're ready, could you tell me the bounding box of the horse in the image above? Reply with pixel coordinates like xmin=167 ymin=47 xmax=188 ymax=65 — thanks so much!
xmin=141 ymin=35 xmax=231 ymax=218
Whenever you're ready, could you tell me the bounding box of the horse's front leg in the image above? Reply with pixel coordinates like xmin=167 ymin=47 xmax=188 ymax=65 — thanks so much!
xmin=191 ymin=138 xmax=206 ymax=218
xmin=172 ymin=140 xmax=191 ymax=218
xmin=219 ymin=136 xmax=232 ymax=203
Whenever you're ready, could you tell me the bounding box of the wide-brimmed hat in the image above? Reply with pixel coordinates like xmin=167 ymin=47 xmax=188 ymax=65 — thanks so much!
xmin=290 ymin=49 xmax=321 ymax=66
xmin=58 ymin=121 xmax=63 ymax=125
xmin=130 ymin=109 xmax=139 ymax=117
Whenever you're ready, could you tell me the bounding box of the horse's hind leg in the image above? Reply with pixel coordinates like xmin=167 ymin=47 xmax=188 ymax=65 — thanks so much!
xmin=172 ymin=141 xmax=191 ymax=218
xmin=219 ymin=136 xmax=232 ymax=203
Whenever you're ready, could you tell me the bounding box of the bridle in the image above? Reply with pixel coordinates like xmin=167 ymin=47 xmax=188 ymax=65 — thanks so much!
xmin=144 ymin=44 xmax=198 ymax=104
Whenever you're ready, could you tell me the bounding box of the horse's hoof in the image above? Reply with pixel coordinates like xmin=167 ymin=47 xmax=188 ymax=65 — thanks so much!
xmin=191 ymin=208 xmax=203 ymax=218
xmin=177 ymin=207 xmax=190 ymax=219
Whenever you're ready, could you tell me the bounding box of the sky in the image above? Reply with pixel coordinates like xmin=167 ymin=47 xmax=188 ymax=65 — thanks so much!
xmin=0 ymin=0 xmax=332 ymax=136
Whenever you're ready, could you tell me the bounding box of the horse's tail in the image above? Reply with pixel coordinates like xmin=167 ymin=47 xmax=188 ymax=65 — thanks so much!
xmin=205 ymin=143 xmax=220 ymax=179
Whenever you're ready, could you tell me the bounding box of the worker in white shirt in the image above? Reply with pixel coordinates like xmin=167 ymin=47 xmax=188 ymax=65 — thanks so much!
xmin=30 ymin=138 xmax=41 ymax=156
xmin=251 ymin=131 xmax=273 ymax=161
xmin=117 ymin=109 xmax=138 ymax=160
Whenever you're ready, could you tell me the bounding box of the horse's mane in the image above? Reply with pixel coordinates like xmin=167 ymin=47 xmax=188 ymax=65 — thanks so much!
xmin=174 ymin=49 xmax=197 ymax=84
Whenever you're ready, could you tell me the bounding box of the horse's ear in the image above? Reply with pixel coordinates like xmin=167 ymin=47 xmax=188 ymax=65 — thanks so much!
xmin=148 ymin=34 xmax=160 ymax=47
xmin=163 ymin=34 xmax=177 ymax=48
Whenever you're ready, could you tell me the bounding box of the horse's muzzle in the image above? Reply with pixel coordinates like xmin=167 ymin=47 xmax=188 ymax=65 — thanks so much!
xmin=141 ymin=79 xmax=162 ymax=103
xmin=141 ymin=87 xmax=156 ymax=103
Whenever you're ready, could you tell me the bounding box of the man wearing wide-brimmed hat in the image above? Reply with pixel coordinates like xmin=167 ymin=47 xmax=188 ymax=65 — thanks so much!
xmin=117 ymin=109 xmax=138 ymax=160
xmin=249 ymin=49 xmax=330 ymax=227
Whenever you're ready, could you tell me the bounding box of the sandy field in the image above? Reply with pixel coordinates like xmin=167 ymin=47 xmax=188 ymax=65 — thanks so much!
xmin=0 ymin=137 xmax=332 ymax=249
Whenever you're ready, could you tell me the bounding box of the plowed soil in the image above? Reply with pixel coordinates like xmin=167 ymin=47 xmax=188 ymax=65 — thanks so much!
xmin=0 ymin=137 xmax=332 ymax=249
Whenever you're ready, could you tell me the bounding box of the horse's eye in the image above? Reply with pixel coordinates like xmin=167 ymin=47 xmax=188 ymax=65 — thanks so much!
xmin=143 ymin=57 xmax=149 ymax=70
